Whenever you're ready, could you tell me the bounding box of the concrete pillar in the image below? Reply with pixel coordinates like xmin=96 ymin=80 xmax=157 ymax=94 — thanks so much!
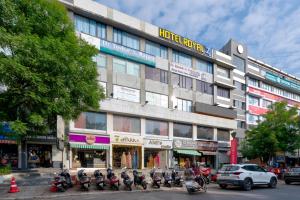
xmin=18 ymin=143 xmax=22 ymax=169
xmin=168 ymin=122 xmax=173 ymax=140
xmin=107 ymin=113 xmax=113 ymax=167
xmin=106 ymin=25 xmax=113 ymax=42
xmin=141 ymin=118 xmax=145 ymax=137
xmin=106 ymin=55 xmax=113 ymax=98
xmin=140 ymin=65 xmax=146 ymax=104
xmin=192 ymin=124 xmax=197 ymax=140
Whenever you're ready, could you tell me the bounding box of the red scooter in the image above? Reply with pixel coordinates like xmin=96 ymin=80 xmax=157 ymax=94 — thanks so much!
xmin=106 ymin=167 xmax=120 ymax=190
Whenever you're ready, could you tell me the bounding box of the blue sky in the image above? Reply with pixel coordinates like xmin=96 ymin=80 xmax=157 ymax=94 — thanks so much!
xmin=95 ymin=0 xmax=300 ymax=76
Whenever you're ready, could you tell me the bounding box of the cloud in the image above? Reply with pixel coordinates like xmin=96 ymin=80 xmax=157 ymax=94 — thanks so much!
xmin=95 ymin=0 xmax=300 ymax=76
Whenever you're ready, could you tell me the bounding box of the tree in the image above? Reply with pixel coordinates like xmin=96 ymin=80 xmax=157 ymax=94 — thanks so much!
xmin=0 ymin=0 xmax=105 ymax=140
xmin=241 ymin=101 xmax=300 ymax=164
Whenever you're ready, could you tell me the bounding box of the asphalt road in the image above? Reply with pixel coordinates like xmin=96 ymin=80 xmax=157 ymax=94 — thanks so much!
xmin=43 ymin=182 xmax=300 ymax=200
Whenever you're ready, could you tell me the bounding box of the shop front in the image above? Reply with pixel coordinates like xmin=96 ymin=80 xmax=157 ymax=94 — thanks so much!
xmin=217 ymin=142 xmax=231 ymax=168
xmin=0 ymin=135 xmax=18 ymax=169
xmin=196 ymin=140 xmax=218 ymax=168
xmin=69 ymin=133 xmax=110 ymax=169
xmin=143 ymin=138 xmax=172 ymax=169
xmin=111 ymin=134 xmax=143 ymax=169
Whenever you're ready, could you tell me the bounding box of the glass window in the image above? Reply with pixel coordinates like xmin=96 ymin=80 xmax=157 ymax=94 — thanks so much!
xmin=249 ymin=78 xmax=260 ymax=87
xmin=217 ymin=129 xmax=230 ymax=141
xmin=248 ymin=95 xmax=259 ymax=106
xmin=172 ymin=50 xmax=192 ymax=67
xmin=146 ymin=92 xmax=168 ymax=108
xmin=217 ymin=87 xmax=230 ymax=98
xmin=247 ymin=114 xmax=259 ymax=124
xmin=145 ymin=67 xmax=168 ymax=84
xmin=262 ymin=99 xmax=272 ymax=108
xmin=74 ymin=112 xmax=106 ymax=130
xmin=237 ymin=120 xmax=246 ymax=129
xmin=74 ymin=15 xmax=106 ymax=39
xmin=233 ymin=100 xmax=246 ymax=110
xmin=113 ymin=28 xmax=140 ymax=50
xmin=197 ymin=126 xmax=214 ymax=140
xmin=233 ymin=55 xmax=245 ymax=72
xmin=175 ymin=98 xmax=192 ymax=112
xmin=172 ymin=73 xmax=192 ymax=89
xmin=113 ymin=115 xmax=140 ymax=133
xmin=196 ymin=80 xmax=213 ymax=94
xmin=217 ymin=67 xmax=230 ymax=78
xmin=234 ymin=81 xmax=246 ymax=91
xmin=113 ymin=58 xmax=140 ymax=76
xmin=173 ymin=123 xmax=192 ymax=138
xmin=146 ymin=119 xmax=168 ymax=136
xmin=92 ymin=53 xmax=106 ymax=68
xmin=145 ymin=41 xmax=168 ymax=59
xmin=196 ymin=59 xmax=213 ymax=74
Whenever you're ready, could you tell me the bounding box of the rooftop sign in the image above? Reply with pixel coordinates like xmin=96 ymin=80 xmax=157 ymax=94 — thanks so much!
xmin=159 ymin=28 xmax=207 ymax=54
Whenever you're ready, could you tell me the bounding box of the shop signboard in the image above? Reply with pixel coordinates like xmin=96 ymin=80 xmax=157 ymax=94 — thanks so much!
xmin=112 ymin=134 xmax=143 ymax=145
xmin=170 ymin=62 xmax=208 ymax=81
xmin=230 ymin=138 xmax=238 ymax=164
xmin=100 ymin=39 xmax=155 ymax=67
xmin=265 ymin=71 xmax=300 ymax=92
xmin=113 ymin=85 xmax=140 ymax=103
xmin=173 ymin=139 xmax=218 ymax=152
xmin=248 ymin=105 xmax=268 ymax=116
xmin=69 ymin=133 xmax=110 ymax=144
xmin=144 ymin=138 xmax=173 ymax=149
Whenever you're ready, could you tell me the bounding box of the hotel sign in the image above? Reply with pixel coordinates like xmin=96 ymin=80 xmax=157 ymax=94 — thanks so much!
xmin=170 ymin=62 xmax=207 ymax=81
xmin=159 ymin=28 xmax=207 ymax=54
xmin=100 ymin=40 xmax=155 ymax=67
xmin=265 ymin=72 xmax=300 ymax=91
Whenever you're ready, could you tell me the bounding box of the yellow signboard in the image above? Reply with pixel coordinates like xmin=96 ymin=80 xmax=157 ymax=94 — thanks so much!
xmin=159 ymin=28 xmax=206 ymax=54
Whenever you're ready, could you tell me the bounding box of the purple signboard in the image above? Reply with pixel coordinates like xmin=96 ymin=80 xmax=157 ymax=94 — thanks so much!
xmin=69 ymin=133 xmax=110 ymax=144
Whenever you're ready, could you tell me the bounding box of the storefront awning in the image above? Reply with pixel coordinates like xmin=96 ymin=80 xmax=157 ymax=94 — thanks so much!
xmin=175 ymin=149 xmax=202 ymax=156
xmin=201 ymin=151 xmax=217 ymax=156
xmin=70 ymin=143 xmax=109 ymax=150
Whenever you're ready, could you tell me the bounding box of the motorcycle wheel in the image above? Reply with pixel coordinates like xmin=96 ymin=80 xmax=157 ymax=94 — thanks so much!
xmin=156 ymin=182 xmax=160 ymax=189
xmin=187 ymin=188 xmax=193 ymax=194
xmin=142 ymin=183 xmax=147 ymax=190
xmin=129 ymin=186 xmax=132 ymax=191
xmin=113 ymin=185 xmax=119 ymax=191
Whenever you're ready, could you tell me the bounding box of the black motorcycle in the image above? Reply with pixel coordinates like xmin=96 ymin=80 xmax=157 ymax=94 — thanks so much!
xmin=133 ymin=170 xmax=147 ymax=189
xmin=60 ymin=169 xmax=73 ymax=189
xmin=150 ymin=168 xmax=161 ymax=189
xmin=94 ymin=170 xmax=105 ymax=190
xmin=78 ymin=169 xmax=91 ymax=191
xmin=162 ymin=170 xmax=172 ymax=187
xmin=171 ymin=169 xmax=183 ymax=187
xmin=121 ymin=167 xmax=133 ymax=191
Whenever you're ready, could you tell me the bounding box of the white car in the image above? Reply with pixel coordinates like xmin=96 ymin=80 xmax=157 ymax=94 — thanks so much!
xmin=217 ymin=164 xmax=277 ymax=191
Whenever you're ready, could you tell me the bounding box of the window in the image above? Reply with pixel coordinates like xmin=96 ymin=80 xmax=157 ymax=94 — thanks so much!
xmin=217 ymin=87 xmax=230 ymax=98
xmin=217 ymin=67 xmax=230 ymax=78
xmin=113 ymin=58 xmax=140 ymax=76
xmin=196 ymin=80 xmax=213 ymax=94
xmin=196 ymin=59 xmax=213 ymax=74
xmin=113 ymin=115 xmax=140 ymax=133
xmin=173 ymin=123 xmax=192 ymax=138
xmin=233 ymin=55 xmax=245 ymax=72
xmin=145 ymin=41 xmax=167 ymax=59
xmin=233 ymin=100 xmax=246 ymax=110
xmin=247 ymin=114 xmax=259 ymax=124
xmin=248 ymin=78 xmax=259 ymax=87
xmin=74 ymin=112 xmax=106 ymax=130
xmin=92 ymin=53 xmax=106 ymax=68
xmin=248 ymin=95 xmax=259 ymax=106
xmin=261 ymin=82 xmax=273 ymax=92
xmin=237 ymin=120 xmax=246 ymax=129
xmin=113 ymin=85 xmax=140 ymax=103
xmin=113 ymin=28 xmax=140 ymax=50
xmin=234 ymin=81 xmax=246 ymax=91
xmin=74 ymin=15 xmax=106 ymax=39
xmin=197 ymin=126 xmax=214 ymax=140
xmin=146 ymin=92 xmax=168 ymax=108
xmin=262 ymin=99 xmax=272 ymax=108
xmin=217 ymin=129 xmax=230 ymax=141
xmin=175 ymin=98 xmax=192 ymax=112
xmin=172 ymin=73 xmax=192 ymax=89
xmin=172 ymin=50 xmax=192 ymax=67
xmin=146 ymin=119 xmax=168 ymax=136
xmin=145 ymin=67 xmax=168 ymax=84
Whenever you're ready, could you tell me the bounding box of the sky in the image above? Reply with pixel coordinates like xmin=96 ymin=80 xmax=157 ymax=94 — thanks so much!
xmin=95 ymin=0 xmax=300 ymax=77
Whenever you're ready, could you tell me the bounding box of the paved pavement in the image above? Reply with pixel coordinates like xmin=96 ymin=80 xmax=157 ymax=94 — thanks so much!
xmin=0 ymin=181 xmax=299 ymax=200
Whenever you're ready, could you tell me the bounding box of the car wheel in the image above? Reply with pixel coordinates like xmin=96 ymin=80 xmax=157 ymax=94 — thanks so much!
xmin=219 ymin=184 xmax=228 ymax=189
xmin=285 ymin=180 xmax=291 ymax=185
xmin=268 ymin=177 xmax=277 ymax=188
xmin=243 ymin=178 xmax=252 ymax=191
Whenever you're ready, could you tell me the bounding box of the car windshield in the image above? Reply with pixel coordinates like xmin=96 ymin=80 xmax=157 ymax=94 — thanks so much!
xmin=290 ymin=168 xmax=300 ymax=172
xmin=219 ymin=165 xmax=240 ymax=171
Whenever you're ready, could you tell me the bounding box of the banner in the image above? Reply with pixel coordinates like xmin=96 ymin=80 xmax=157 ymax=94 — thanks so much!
xmin=230 ymin=138 xmax=238 ymax=164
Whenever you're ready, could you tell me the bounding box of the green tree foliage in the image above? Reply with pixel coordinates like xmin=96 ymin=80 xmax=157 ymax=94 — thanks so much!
xmin=0 ymin=0 xmax=105 ymax=139
xmin=241 ymin=101 xmax=300 ymax=163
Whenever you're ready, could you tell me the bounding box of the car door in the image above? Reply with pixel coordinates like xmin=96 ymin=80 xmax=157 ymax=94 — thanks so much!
xmin=253 ymin=166 xmax=269 ymax=183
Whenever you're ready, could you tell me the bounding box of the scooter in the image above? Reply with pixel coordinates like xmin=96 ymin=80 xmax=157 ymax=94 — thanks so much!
xmin=94 ymin=170 xmax=105 ymax=190
xmin=51 ymin=173 xmax=67 ymax=192
xmin=150 ymin=168 xmax=161 ymax=188
xmin=200 ymin=167 xmax=211 ymax=184
xmin=106 ymin=167 xmax=120 ymax=190
xmin=162 ymin=170 xmax=172 ymax=187
xmin=133 ymin=169 xmax=147 ymax=189
xmin=185 ymin=173 xmax=207 ymax=194
xmin=121 ymin=167 xmax=133 ymax=191
xmin=60 ymin=169 xmax=73 ymax=188
xmin=171 ymin=169 xmax=184 ymax=187
xmin=78 ymin=169 xmax=91 ymax=191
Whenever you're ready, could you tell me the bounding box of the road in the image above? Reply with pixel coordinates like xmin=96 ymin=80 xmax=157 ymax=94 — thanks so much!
xmin=42 ymin=182 xmax=300 ymax=200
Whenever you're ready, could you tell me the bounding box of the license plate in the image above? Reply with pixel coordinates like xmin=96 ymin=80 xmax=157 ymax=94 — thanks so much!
xmin=84 ymin=183 xmax=88 ymax=187
xmin=222 ymin=174 xmax=229 ymax=176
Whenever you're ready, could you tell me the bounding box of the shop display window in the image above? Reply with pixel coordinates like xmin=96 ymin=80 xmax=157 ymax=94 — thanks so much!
xmin=27 ymin=144 xmax=52 ymax=168
xmin=0 ymin=144 xmax=18 ymax=168
xmin=112 ymin=146 xmax=141 ymax=169
xmin=144 ymin=149 xmax=166 ymax=169
xmin=72 ymin=149 xmax=107 ymax=168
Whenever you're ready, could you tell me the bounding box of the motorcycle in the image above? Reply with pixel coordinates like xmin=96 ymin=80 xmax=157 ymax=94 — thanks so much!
xmin=150 ymin=168 xmax=162 ymax=188
xmin=121 ymin=167 xmax=133 ymax=191
xmin=78 ymin=169 xmax=91 ymax=191
xmin=185 ymin=168 xmax=207 ymax=194
xmin=60 ymin=169 xmax=73 ymax=188
xmin=162 ymin=170 xmax=172 ymax=187
xmin=106 ymin=167 xmax=120 ymax=190
xmin=51 ymin=173 xmax=67 ymax=192
xmin=171 ymin=169 xmax=183 ymax=187
xmin=133 ymin=169 xmax=147 ymax=189
xmin=94 ymin=170 xmax=105 ymax=190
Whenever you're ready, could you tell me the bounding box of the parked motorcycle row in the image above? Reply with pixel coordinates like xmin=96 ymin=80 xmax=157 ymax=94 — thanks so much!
xmin=51 ymin=167 xmax=207 ymax=194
